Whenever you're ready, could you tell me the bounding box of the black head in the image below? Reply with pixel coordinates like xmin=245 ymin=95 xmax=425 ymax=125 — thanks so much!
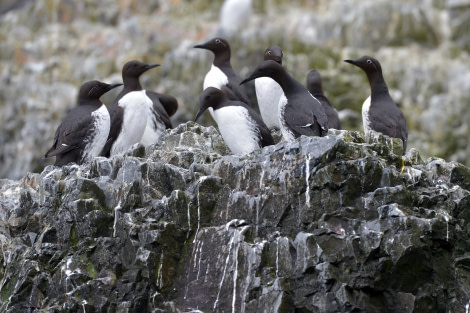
xmin=78 ymin=80 xmax=123 ymax=102
xmin=195 ymin=87 xmax=226 ymax=122
xmin=263 ymin=45 xmax=283 ymax=64
xmin=306 ymin=69 xmax=323 ymax=94
xmin=241 ymin=59 xmax=284 ymax=85
xmin=121 ymin=60 xmax=160 ymax=79
xmin=193 ymin=37 xmax=231 ymax=64
xmin=344 ymin=56 xmax=382 ymax=74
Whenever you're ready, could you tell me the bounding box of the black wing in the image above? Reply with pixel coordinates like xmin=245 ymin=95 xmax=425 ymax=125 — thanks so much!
xmin=45 ymin=105 xmax=95 ymax=164
xmin=147 ymin=91 xmax=178 ymax=117
xmin=146 ymin=91 xmax=173 ymax=128
xmin=284 ymin=92 xmax=329 ymax=138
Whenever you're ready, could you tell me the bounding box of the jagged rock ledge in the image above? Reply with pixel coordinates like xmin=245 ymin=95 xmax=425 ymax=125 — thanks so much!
xmin=1 ymin=122 xmax=470 ymax=313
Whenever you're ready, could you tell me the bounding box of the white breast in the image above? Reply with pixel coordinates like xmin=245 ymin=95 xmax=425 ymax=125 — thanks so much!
xmin=203 ymin=65 xmax=229 ymax=118
xmin=140 ymin=107 xmax=166 ymax=146
xmin=278 ymin=95 xmax=296 ymax=142
xmin=111 ymin=90 xmax=152 ymax=155
xmin=362 ymin=95 xmax=372 ymax=142
xmin=255 ymin=77 xmax=283 ymax=130
xmin=82 ymin=104 xmax=110 ymax=162
xmin=213 ymin=106 xmax=260 ymax=155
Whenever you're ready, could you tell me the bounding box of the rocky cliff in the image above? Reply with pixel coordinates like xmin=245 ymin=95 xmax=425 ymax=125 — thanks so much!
xmin=1 ymin=123 xmax=470 ymax=313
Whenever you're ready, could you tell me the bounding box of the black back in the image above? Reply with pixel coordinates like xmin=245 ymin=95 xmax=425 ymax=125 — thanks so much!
xmin=306 ymin=69 xmax=341 ymax=130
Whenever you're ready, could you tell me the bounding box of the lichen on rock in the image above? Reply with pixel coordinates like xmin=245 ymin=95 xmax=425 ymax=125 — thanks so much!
xmin=0 ymin=122 xmax=469 ymax=312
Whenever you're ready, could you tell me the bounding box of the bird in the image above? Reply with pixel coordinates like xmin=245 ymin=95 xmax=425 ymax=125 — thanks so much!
xmin=193 ymin=37 xmax=250 ymax=118
xmin=195 ymin=86 xmax=274 ymax=155
xmin=241 ymin=60 xmax=329 ymax=142
xmin=102 ymin=60 xmax=171 ymax=156
xmin=306 ymin=69 xmax=341 ymax=130
xmin=344 ymin=56 xmax=408 ymax=154
xmin=217 ymin=0 xmax=253 ymax=39
xmin=254 ymin=45 xmax=285 ymax=130
xmin=141 ymin=90 xmax=178 ymax=146
xmin=45 ymin=80 xmax=122 ymax=166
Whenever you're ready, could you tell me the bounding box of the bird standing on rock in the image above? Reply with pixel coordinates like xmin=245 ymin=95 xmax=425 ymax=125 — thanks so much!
xmin=344 ymin=56 xmax=408 ymax=154
xmin=102 ymin=60 xmax=166 ymax=156
xmin=45 ymin=80 xmax=122 ymax=166
xmin=306 ymin=69 xmax=341 ymax=130
xmin=195 ymin=86 xmax=274 ymax=155
xmin=241 ymin=60 xmax=329 ymax=142
xmin=194 ymin=37 xmax=250 ymax=119
xmin=254 ymin=45 xmax=285 ymax=131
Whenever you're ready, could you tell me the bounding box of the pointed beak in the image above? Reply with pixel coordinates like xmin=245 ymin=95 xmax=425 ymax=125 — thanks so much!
xmin=344 ymin=59 xmax=356 ymax=65
xmin=240 ymin=76 xmax=254 ymax=85
xmin=274 ymin=56 xmax=282 ymax=64
xmin=108 ymin=83 xmax=123 ymax=90
xmin=109 ymin=83 xmax=124 ymax=90
xmin=194 ymin=108 xmax=206 ymax=122
xmin=146 ymin=64 xmax=160 ymax=70
xmin=193 ymin=43 xmax=206 ymax=49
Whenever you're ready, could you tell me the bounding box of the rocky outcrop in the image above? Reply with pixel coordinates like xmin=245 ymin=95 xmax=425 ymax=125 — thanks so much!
xmin=1 ymin=123 xmax=469 ymax=313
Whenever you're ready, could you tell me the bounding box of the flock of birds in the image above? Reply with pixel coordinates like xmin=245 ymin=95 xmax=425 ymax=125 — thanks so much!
xmin=44 ymin=37 xmax=408 ymax=167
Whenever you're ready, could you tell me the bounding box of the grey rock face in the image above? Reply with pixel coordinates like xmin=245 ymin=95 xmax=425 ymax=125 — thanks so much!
xmin=0 ymin=122 xmax=469 ymax=313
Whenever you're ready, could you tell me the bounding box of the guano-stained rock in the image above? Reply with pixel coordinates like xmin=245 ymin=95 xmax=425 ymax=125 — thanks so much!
xmin=0 ymin=122 xmax=469 ymax=313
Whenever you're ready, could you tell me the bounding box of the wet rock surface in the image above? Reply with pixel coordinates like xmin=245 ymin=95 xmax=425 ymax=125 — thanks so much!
xmin=1 ymin=123 xmax=469 ymax=313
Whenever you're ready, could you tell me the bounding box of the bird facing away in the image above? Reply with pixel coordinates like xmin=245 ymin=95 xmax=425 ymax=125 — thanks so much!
xmin=45 ymin=80 xmax=122 ymax=166
xmin=102 ymin=60 xmax=161 ymax=156
xmin=195 ymin=86 xmax=274 ymax=155
xmin=306 ymin=69 xmax=341 ymax=130
xmin=344 ymin=56 xmax=408 ymax=154
xmin=194 ymin=37 xmax=250 ymax=117
xmin=241 ymin=60 xmax=329 ymax=142
xmin=254 ymin=45 xmax=285 ymax=130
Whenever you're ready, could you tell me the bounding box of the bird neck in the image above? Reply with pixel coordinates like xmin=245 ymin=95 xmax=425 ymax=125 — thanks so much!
xmin=213 ymin=51 xmax=231 ymax=68
xmin=123 ymin=77 xmax=143 ymax=91
xmin=368 ymin=73 xmax=389 ymax=97
xmin=273 ymin=70 xmax=303 ymax=95
xmin=79 ymin=98 xmax=102 ymax=107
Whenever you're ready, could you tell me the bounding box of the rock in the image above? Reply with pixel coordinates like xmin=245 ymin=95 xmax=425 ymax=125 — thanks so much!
xmin=0 ymin=122 xmax=469 ymax=312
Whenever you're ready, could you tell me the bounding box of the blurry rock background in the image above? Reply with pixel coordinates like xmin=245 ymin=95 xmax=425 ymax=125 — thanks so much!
xmin=1 ymin=0 xmax=470 ymax=179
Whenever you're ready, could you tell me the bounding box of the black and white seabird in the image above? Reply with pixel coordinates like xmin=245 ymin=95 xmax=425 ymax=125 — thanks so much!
xmin=102 ymin=60 xmax=167 ymax=156
xmin=195 ymin=86 xmax=274 ymax=155
xmin=254 ymin=45 xmax=284 ymax=130
xmin=344 ymin=56 xmax=408 ymax=153
xmin=217 ymin=0 xmax=253 ymax=38
xmin=194 ymin=37 xmax=250 ymax=118
xmin=306 ymin=69 xmax=341 ymax=130
xmin=45 ymin=80 xmax=122 ymax=166
xmin=141 ymin=90 xmax=178 ymax=146
xmin=241 ymin=60 xmax=329 ymax=142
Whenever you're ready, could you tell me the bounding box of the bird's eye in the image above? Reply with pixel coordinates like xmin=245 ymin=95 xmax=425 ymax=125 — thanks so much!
xmin=366 ymin=59 xmax=372 ymax=64
xmin=266 ymin=51 xmax=272 ymax=55
xmin=215 ymin=39 xmax=221 ymax=44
